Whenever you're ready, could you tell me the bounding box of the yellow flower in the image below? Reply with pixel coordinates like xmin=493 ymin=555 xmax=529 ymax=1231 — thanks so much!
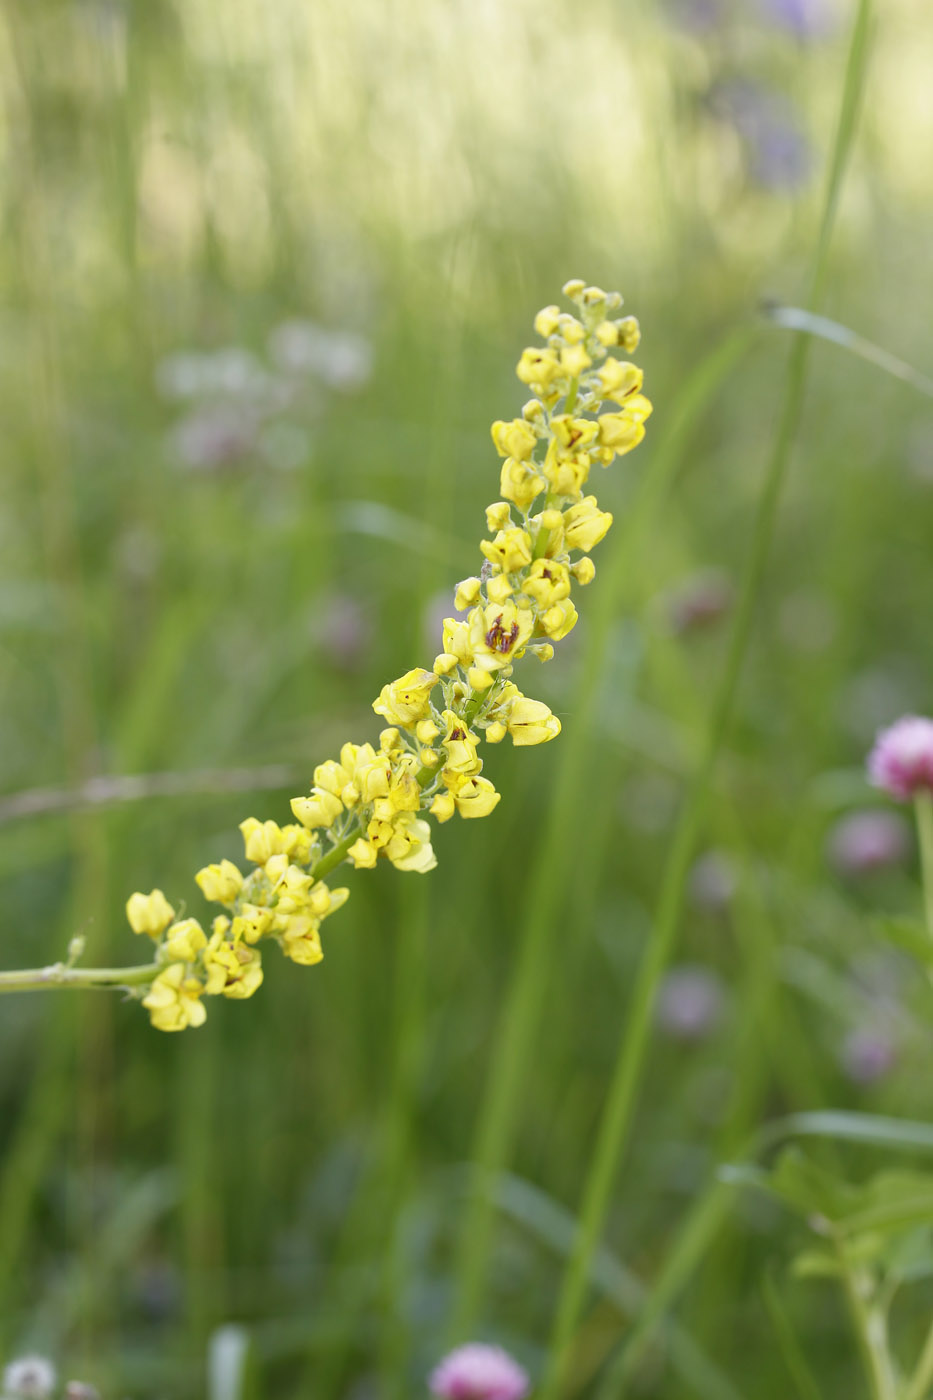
xmin=272 ymin=863 xmax=315 ymax=914
xmin=454 ymin=576 xmax=483 ymax=611
xmin=440 ymin=617 xmax=475 ymax=670
xmin=597 ymin=408 xmax=649 ymax=454
xmin=372 ymin=759 xmax=422 ymax=820
xmin=491 ymin=418 xmax=538 ymax=460
xmin=142 ymin=963 xmax=207 ymax=1032
xmin=500 ymin=456 xmax=546 ymax=509
xmin=506 ymin=696 xmax=562 ymax=746
xmin=126 ymin=889 xmax=175 ymax=938
xmin=289 ymin=788 xmax=344 ymax=831
xmin=240 ymin=817 xmax=315 ymax=864
xmin=440 ymin=710 xmax=481 ymax=778
xmin=571 ymin=557 xmax=596 ymax=585
xmin=313 ymin=758 xmax=352 ymax=797
xmin=429 ymin=790 xmax=456 ymax=822
xmin=278 ymin=916 xmax=324 ymax=966
xmin=533 ymin=304 xmax=561 ymax=337
xmin=551 ymin=415 xmax=599 ymax=452
xmin=560 ymin=343 xmax=591 ymax=377
xmin=368 ymin=812 xmax=437 ymax=872
xmin=347 ymin=837 xmax=378 ymax=868
xmin=372 ymin=668 xmax=439 ymax=726
xmin=541 ymin=441 xmax=590 ymax=498
xmin=452 ymin=776 xmax=501 ymax=819
xmin=480 ymin=526 xmax=533 ymax=575
xmin=231 ymin=904 xmax=275 ymax=944
xmin=486 ymin=574 xmax=513 ymax=604
xmin=595 ymin=359 xmax=643 ymax=403
xmin=468 ymin=600 xmax=535 ymax=673
xmin=562 ymin=496 xmax=614 ymax=553
xmin=195 ymin=859 xmax=243 ymax=905
xmin=164 ymin=918 xmax=207 ymax=962
xmin=203 ymin=931 xmax=263 ymax=999
xmin=485 ymin=501 xmax=512 ymax=533
xmin=516 ymin=346 xmax=563 ymax=390
xmin=523 ymin=558 xmax=571 ymax=609
xmin=538 ymin=597 xmax=579 ymax=641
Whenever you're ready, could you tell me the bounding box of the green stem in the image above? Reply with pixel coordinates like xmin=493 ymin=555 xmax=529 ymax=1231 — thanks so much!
xmin=539 ymin=3 xmax=873 ymax=1394
xmin=837 ymin=1251 xmax=898 ymax=1400
xmin=310 ymin=827 xmax=360 ymax=881
xmin=905 ymin=1314 xmax=933 ymax=1400
xmin=914 ymin=791 xmax=933 ymax=938
xmin=0 ymin=962 xmax=158 ymax=995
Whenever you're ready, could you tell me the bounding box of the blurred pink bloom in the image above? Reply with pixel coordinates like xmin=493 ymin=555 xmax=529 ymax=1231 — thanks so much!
xmin=841 ymin=1028 xmax=897 ymax=1085
xmin=656 ymin=965 xmax=725 ymax=1041
xmin=868 ymin=716 xmax=933 ymax=801
xmin=429 ymin=1344 xmax=529 ymax=1400
xmin=828 ymin=809 xmax=911 ymax=876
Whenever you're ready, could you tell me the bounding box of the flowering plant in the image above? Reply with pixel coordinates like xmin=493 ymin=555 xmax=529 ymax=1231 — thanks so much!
xmin=0 ymin=281 xmax=651 ymax=1030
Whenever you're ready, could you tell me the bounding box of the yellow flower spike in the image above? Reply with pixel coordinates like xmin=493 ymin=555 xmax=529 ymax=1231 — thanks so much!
xmin=429 ymin=791 xmax=456 ymax=822
xmin=563 ymin=496 xmax=614 ymax=553
xmin=453 ymin=776 xmax=501 ymax=819
xmin=506 ymin=697 xmax=562 ymax=746
xmin=164 ymin=918 xmax=207 ymax=963
xmin=485 ymin=501 xmax=513 ymax=534
xmin=571 ymin=557 xmax=596 ymax=586
xmin=480 ymin=526 xmax=533 ymax=575
xmin=416 ymin=718 xmax=439 ymax=744
xmin=486 ymin=574 xmax=513 ymax=604
xmin=347 ymin=837 xmax=378 ymax=868
xmin=485 ymin=721 xmax=507 ymax=743
xmin=560 ymin=344 xmax=591 ymax=377
xmin=142 ymin=963 xmax=207 ymax=1032
xmin=195 ymin=859 xmax=243 ymax=906
xmin=454 ymin=577 xmax=483 ymax=611
xmin=540 ymin=597 xmax=579 ymax=641
xmin=500 ymin=456 xmax=546 ymax=510
xmin=596 ymin=359 xmax=643 ymax=403
xmin=290 ymin=788 xmax=343 ymax=830
xmin=597 ymin=412 xmax=646 ymax=455
xmin=373 ymin=668 xmax=438 ymax=726
xmin=126 ymin=889 xmax=175 ymax=938
xmin=491 ymin=418 xmax=538 ymax=460
xmin=468 ymin=600 xmax=535 ymax=673
xmin=231 ymin=904 xmax=275 ymax=944
xmin=533 ymin=305 xmax=561 ymax=338
xmin=524 ymin=558 xmax=572 ymax=609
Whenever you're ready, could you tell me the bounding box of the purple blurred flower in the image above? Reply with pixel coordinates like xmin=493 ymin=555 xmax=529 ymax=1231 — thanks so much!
xmin=429 ymin=1344 xmax=529 ymax=1400
xmin=173 ymin=404 xmax=258 ymax=471
xmin=868 ymin=716 xmax=933 ymax=801
xmin=841 ymin=1027 xmax=897 ymax=1085
xmin=713 ymin=80 xmax=811 ymax=190
xmin=312 ymin=594 xmax=371 ymax=672
xmin=828 ymin=809 xmax=911 ymax=877
xmin=656 ymin=965 xmax=725 ymax=1041
xmin=760 ymin=0 xmax=834 ymax=38
xmin=668 ymin=569 xmax=733 ymax=634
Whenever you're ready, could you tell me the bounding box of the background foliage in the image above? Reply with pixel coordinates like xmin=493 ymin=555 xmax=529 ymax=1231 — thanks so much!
xmin=1 ymin=0 xmax=932 ymax=1395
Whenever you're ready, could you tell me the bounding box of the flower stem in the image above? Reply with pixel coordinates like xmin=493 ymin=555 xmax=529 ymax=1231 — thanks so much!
xmin=914 ymin=791 xmax=933 ymax=938
xmin=0 ymin=962 xmax=158 ymax=995
xmin=905 ymin=1313 xmax=933 ymax=1400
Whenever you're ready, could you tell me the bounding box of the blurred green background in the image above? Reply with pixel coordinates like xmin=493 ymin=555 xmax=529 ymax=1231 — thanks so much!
xmin=2 ymin=0 xmax=933 ymax=1395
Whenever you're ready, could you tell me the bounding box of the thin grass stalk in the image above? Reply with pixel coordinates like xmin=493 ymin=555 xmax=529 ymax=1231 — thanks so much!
xmin=449 ymin=325 xmax=755 ymax=1337
xmin=539 ymin=3 xmax=875 ymax=1393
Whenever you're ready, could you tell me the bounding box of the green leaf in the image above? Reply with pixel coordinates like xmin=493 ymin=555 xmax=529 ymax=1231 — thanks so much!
xmin=875 ymin=916 xmax=933 ymax=966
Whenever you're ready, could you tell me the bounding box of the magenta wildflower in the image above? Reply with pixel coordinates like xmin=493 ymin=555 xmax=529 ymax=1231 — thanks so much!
xmin=868 ymin=716 xmax=933 ymax=801
xmin=429 ymin=1344 xmax=529 ymax=1400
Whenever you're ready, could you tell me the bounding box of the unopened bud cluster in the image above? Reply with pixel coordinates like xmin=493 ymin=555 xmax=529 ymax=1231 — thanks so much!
xmin=125 ymin=282 xmax=651 ymax=1030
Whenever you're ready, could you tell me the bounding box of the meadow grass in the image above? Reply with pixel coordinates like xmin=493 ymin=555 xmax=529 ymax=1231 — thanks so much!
xmin=2 ymin=1 xmax=933 ymax=1397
